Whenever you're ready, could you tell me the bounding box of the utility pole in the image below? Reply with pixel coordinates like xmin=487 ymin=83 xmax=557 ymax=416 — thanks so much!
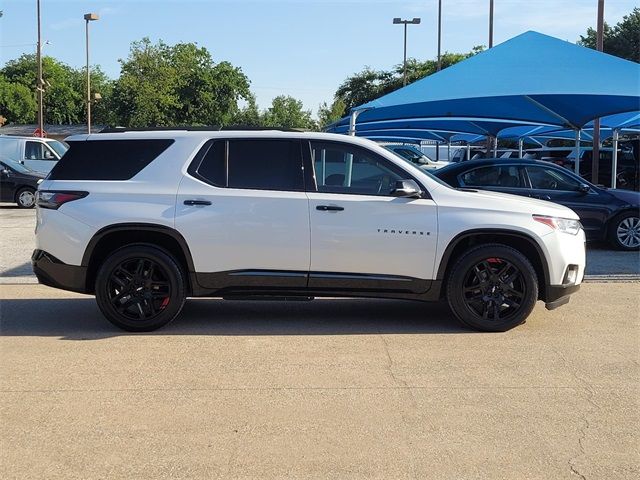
xmin=592 ymin=0 xmax=604 ymax=185
xmin=36 ymin=0 xmax=44 ymax=137
xmin=437 ymin=0 xmax=442 ymax=71
xmin=489 ymin=0 xmax=494 ymax=48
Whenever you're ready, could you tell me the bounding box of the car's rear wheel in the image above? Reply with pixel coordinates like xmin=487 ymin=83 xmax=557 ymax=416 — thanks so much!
xmin=609 ymin=212 xmax=640 ymax=250
xmin=16 ymin=187 xmax=36 ymax=208
xmin=446 ymin=244 xmax=538 ymax=332
xmin=95 ymin=245 xmax=186 ymax=331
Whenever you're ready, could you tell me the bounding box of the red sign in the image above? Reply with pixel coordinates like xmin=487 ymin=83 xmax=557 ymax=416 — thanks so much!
xmin=33 ymin=128 xmax=47 ymax=138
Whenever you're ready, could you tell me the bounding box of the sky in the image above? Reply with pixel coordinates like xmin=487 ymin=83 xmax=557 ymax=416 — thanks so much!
xmin=0 ymin=0 xmax=637 ymax=116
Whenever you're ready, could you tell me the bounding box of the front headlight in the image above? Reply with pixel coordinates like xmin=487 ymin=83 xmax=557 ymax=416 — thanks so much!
xmin=533 ymin=215 xmax=582 ymax=235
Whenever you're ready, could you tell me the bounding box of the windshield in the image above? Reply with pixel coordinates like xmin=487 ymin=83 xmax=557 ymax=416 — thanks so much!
xmin=46 ymin=140 xmax=69 ymax=157
xmin=1 ymin=158 xmax=35 ymax=174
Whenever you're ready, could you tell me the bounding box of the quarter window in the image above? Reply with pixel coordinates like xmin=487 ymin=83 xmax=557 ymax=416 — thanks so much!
xmin=311 ymin=142 xmax=403 ymax=196
xmin=193 ymin=139 xmax=304 ymax=192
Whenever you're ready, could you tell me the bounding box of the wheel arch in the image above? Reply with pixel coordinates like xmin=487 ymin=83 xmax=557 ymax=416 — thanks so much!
xmin=82 ymin=223 xmax=196 ymax=294
xmin=435 ymin=229 xmax=550 ymax=301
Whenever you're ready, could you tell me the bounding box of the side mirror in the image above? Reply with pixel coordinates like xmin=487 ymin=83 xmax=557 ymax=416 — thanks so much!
xmin=0 ymin=168 xmax=9 ymax=177
xmin=391 ymin=179 xmax=422 ymax=198
xmin=578 ymin=184 xmax=590 ymax=194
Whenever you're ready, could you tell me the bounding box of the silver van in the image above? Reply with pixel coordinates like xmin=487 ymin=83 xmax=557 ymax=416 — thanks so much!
xmin=0 ymin=136 xmax=68 ymax=174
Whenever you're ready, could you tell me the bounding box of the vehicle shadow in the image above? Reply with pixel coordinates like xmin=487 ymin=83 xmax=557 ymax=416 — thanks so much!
xmin=0 ymin=297 xmax=470 ymax=340
xmin=1 ymin=262 xmax=33 ymax=277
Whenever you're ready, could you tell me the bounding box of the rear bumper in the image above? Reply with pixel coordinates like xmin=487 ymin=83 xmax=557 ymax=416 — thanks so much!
xmin=32 ymin=249 xmax=88 ymax=293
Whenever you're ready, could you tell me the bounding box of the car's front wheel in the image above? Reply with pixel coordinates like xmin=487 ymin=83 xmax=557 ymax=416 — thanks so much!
xmin=16 ymin=187 xmax=36 ymax=208
xmin=95 ymin=245 xmax=186 ymax=331
xmin=446 ymin=244 xmax=538 ymax=332
xmin=609 ymin=212 xmax=640 ymax=251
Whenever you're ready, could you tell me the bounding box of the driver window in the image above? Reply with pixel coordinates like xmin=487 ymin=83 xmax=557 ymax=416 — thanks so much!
xmin=25 ymin=141 xmax=45 ymax=160
xmin=526 ymin=167 xmax=581 ymax=191
xmin=42 ymin=145 xmax=57 ymax=160
xmin=311 ymin=142 xmax=403 ymax=196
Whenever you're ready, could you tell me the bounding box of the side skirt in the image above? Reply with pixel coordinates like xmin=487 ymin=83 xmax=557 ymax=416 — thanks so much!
xmin=192 ymin=269 xmax=440 ymax=302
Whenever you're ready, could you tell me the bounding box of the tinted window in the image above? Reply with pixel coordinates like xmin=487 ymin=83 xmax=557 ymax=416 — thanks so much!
xmin=48 ymin=139 xmax=174 ymax=180
xmin=192 ymin=139 xmax=304 ymax=191
xmin=228 ymin=140 xmax=303 ymax=191
xmin=460 ymin=165 xmax=523 ymax=188
xmin=195 ymin=141 xmax=226 ymax=186
xmin=526 ymin=166 xmax=581 ymax=191
xmin=312 ymin=141 xmax=403 ymax=196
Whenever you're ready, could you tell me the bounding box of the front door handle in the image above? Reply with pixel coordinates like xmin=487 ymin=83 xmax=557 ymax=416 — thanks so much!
xmin=184 ymin=199 xmax=212 ymax=206
xmin=316 ymin=205 xmax=344 ymax=211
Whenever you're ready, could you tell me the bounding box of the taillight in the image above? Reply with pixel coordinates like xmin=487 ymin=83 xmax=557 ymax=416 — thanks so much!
xmin=37 ymin=191 xmax=88 ymax=209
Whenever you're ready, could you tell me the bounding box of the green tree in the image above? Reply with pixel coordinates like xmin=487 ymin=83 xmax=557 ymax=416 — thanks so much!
xmin=334 ymin=46 xmax=484 ymax=111
xmin=317 ymin=98 xmax=346 ymax=130
xmin=111 ymin=38 xmax=251 ymax=127
xmin=232 ymin=93 xmax=264 ymax=127
xmin=578 ymin=7 xmax=639 ymax=62
xmin=0 ymin=54 xmax=113 ymax=125
xmin=0 ymin=74 xmax=37 ymax=123
xmin=262 ymin=95 xmax=315 ymax=130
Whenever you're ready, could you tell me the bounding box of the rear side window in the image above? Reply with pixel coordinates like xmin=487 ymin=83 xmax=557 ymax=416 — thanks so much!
xmin=191 ymin=139 xmax=304 ymax=191
xmin=48 ymin=139 xmax=174 ymax=180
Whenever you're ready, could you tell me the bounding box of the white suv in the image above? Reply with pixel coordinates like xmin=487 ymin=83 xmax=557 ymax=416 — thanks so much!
xmin=33 ymin=129 xmax=586 ymax=332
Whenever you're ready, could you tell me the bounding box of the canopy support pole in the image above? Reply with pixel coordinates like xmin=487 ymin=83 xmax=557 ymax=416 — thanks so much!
xmin=348 ymin=109 xmax=369 ymax=136
xmin=611 ymin=129 xmax=619 ymax=189
xmin=574 ymin=130 xmax=581 ymax=175
xmin=518 ymin=138 xmax=524 ymax=158
xmin=523 ymin=96 xmax=579 ymax=130
xmin=435 ymin=141 xmax=440 ymax=162
xmin=447 ymin=140 xmax=451 ymax=161
xmin=493 ymin=136 xmax=498 ymax=157
xmin=466 ymin=143 xmax=471 ymax=161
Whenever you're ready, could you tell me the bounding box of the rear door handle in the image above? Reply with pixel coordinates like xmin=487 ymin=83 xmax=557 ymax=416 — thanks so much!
xmin=316 ymin=205 xmax=344 ymax=211
xmin=184 ymin=199 xmax=212 ymax=206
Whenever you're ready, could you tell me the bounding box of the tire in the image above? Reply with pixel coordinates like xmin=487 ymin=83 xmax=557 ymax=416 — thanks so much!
xmin=95 ymin=245 xmax=186 ymax=331
xmin=608 ymin=211 xmax=640 ymax=251
xmin=15 ymin=187 xmax=36 ymax=208
xmin=446 ymin=244 xmax=538 ymax=332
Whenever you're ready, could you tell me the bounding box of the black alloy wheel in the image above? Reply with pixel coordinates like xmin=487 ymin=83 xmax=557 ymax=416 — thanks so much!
xmin=95 ymin=246 xmax=186 ymax=331
xmin=462 ymin=258 xmax=526 ymax=321
xmin=446 ymin=244 xmax=538 ymax=332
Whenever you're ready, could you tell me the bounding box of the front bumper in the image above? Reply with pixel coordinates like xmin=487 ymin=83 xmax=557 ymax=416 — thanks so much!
xmin=32 ymin=249 xmax=88 ymax=293
xmin=545 ymin=283 xmax=580 ymax=310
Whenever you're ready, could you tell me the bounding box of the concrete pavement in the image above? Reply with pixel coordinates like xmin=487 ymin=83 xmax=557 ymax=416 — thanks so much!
xmin=1 ymin=282 xmax=638 ymax=479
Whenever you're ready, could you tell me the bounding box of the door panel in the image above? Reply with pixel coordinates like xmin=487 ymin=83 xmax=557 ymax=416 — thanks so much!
xmin=176 ymin=176 xmax=310 ymax=285
xmin=307 ymin=192 xmax=438 ymax=288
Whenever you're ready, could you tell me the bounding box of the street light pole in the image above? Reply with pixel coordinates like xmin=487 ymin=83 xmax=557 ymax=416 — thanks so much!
xmin=84 ymin=13 xmax=99 ymax=134
xmin=593 ymin=0 xmax=605 ymax=185
xmin=393 ymin=17 xmax=421 ymax=86
xmin=36 ymin=0 xmax=44 ymax=137
xmin=437 ymin=0 xmax=442 ymax=71
xmin=489 ymin=0 xmax=494 ymax=48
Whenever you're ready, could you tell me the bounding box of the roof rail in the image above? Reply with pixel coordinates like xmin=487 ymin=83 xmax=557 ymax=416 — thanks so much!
xmin=98 ymin=126 xmax=309 ymax=133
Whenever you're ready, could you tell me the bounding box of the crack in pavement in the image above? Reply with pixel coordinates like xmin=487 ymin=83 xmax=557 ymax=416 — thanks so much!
xmin=552 ymin=345 xmax=602 ymax=480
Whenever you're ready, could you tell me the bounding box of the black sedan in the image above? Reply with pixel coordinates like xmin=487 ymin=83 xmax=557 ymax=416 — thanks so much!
xmin=433 ymin=158 xmax=640 ymax=250
xmin=0 ymin=159 xmax=45 ymax=208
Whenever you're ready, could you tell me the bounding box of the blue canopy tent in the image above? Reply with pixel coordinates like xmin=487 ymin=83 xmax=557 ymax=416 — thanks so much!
xmin=327 ymin=116 xmax=558 ymax=160
xmin=329 ymin=31 xmax=640 ymax=173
